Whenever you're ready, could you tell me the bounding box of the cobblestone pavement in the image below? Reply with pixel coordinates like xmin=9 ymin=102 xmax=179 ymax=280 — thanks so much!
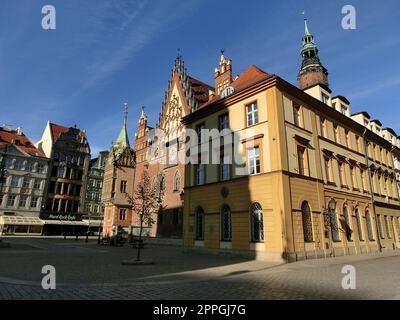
xmin=1 ymin=238 xmax=400 ymax=300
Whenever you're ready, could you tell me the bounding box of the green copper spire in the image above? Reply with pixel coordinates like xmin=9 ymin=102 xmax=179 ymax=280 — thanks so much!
xmin=114 ymin=102 xmax=130 ymax=156
xmin=297 ymin=16 xmax=329 ymax=89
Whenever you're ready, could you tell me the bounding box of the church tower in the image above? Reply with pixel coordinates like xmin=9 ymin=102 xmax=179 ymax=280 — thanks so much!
xmin=101 ymin=103 xmax=135 ymax=238
xmin=297 ymin=18 xmax=329 ymax=90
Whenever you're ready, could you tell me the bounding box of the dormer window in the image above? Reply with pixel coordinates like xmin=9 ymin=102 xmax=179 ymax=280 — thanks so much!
xmin=321 ymin=93 xmax=329 ymax=105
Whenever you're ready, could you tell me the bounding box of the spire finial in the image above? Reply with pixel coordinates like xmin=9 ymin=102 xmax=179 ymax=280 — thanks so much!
xmin=301 ymin=11 xmax=310 ymax=35
xmin=140 ymin=105 xmax=147 ymax=121
xmin=123 ymin=101 xmax=128 ymax=125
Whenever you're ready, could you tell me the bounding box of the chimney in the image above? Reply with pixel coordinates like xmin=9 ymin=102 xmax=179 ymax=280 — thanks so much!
xmin=16 ymin=127 xmax=23 ymax=135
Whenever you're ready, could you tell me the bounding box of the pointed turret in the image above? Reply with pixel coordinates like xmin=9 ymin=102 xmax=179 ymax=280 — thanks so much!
xmin=114 ymin=102 xmax=130 ymax=157
xmin=297 ymin=17 xmax=329 ymax=90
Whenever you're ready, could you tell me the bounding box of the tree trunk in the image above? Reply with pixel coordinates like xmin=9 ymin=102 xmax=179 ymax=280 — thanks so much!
xmin=136 ymin=202 xmax=144 ymax=261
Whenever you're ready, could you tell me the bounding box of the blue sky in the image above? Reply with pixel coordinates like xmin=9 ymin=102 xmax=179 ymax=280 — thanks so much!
xmin=0 ymin=0 xmax=399 ymax=157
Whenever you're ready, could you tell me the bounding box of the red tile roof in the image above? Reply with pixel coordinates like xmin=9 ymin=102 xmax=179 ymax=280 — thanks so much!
xmin=188 ymin=76 xmax=213 ymax=105
xmin=0 ymin=128 xmax=45 ymax=157
xmin=196 ymin=65 xmax=270 ymax=110
xmin=50 ymin=123 xmax=86 ymax=142
xmin=230 ymin=65 xmax=270 ymax=90
xmin=50 ymin=123 xmax=70 ymax=142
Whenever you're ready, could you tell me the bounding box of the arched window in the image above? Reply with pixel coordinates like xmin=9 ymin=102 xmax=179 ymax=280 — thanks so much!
xmin=250 ymin=203 xmax=264 ymax=242
xmin=301 ymin=201 xmax=313 ymax=243
xmin=355 ymin=208 xmax=364 ymax=241
xmin=221 ymin=205 xmax=232 ymax=241
xmin=195 ymin=207 xmax=204 ymax=240
xmin=365 ymin=210 xmax=374 ymax=241
xmin=173 ymin=171 xmax=181 ymax=192
xmin=343 ymin=206 xmax=352 ymax=241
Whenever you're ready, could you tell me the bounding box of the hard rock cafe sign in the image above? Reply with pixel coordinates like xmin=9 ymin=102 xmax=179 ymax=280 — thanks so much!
xmin=47 ymin=214 xmax=78 ymax=221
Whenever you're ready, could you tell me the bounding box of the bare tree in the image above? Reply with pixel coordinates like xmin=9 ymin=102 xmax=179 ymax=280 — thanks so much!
xmin=125 ymin=169 xmax=165 ymax=261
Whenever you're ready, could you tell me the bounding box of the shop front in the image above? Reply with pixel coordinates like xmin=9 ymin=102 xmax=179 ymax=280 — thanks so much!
xmin=0 ymin=216 xmax=44 ymax=236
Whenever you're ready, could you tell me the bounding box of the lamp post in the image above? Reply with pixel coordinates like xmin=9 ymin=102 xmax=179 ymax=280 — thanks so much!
xmin=324 ymin=198 xmax=337 ymax=257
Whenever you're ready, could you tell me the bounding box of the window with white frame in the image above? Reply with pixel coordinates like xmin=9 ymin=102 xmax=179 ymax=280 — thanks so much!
xmin=7 ymin=195 xmax=16 ymax=207
xmin=30 ymin=197 xmax=38 ymax=208
xmin=19 ymin=195 xmax=27 ymax=208
xmin=22 ymin=177 xmax=30 ymax=188
xmin=248 ymin=146 xmax=260 ymax=175
xmin=246 ymin=102 xmax=258 ymax=127
xmin=10 ymin=176 xmax=19 ymax=188
xmin=33 ymin=179 xmax=41 ymax=190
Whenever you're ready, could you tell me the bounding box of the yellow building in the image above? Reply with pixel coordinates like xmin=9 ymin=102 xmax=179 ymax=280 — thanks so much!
xmin=181 ymin=19 xmax=400 ymax=262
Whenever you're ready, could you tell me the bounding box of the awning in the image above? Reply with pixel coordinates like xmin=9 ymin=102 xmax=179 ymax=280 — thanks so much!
xmin=82 ymin=220 xmax=102 ymax=227
xmin=42 ymin=220 xmax=88 ymax=226
xmin=0 ymin=215 xmax=44 ymax=226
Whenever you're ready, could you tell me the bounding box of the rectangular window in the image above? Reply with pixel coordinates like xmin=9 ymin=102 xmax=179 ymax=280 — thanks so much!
xmin=355 ymin=135 xmax=361 ymax=153
xmin=246 ymin=102 xmax=258 ymax=126
xmin=324 ymin=157 xmax=333 ymax=183
xmin=30 ymin=197 xmax=38 ymax=208
xmin=196 ymin=162 xmax=205 ymax=186
xmin=119 ymin=209 xmax=127 ymax=221
xmin=7 ymin=195 xmax=16 ymax=207
xmin=15 ymin=160 xmax=23 ymax=170
xmin=218 ymin=113 xmax=229 ymax=131
xmin=5 ymin=158 xmax=13 ymax=169
xmin=360 ymin=169 xmax=367 ymax=191
xmin=196 ymin=123 xmax=206 ymax=144
xmin=10 ymin=176 xmax=19 ymax=188
xmin=338 ymin=161 xmax=347 ymax=187
xmin=22 ymin=177 xmax=30 ymax=188
xmin=248 ymin=146 xmax=261 ymax=175
xmin=19 ymin=196 xmax=27 ymax=208
xmin=37 ymin=163 xmax=45 ymax=174
xmin=293 ymin=103 xmax=301 ymax=127
xmin=120 ymin=180 xmax=127 ymax=193
xmin=320 ymin=117 xmax=327 ymax=138
xmin=57 ymin=166 xmax=65 ymax=178
xmin=220 ymin=154 xmax=231 ymax=181
xmin=296 ymin=145 xmax=307 ymax=176
xmin=350 ymin=166 xmax=358 ymax=190
xmin=25 ymin=162 xmax=33 ymax=172
xmin=334 ymin=124 xmax=340 ymax=143
xmin=321 ymin=93 xmax=329 ymax=104
xmin=33 ymin=179 xmax=41 ymax=190
xmin=345 ymin=130 xmax=351 ymax=148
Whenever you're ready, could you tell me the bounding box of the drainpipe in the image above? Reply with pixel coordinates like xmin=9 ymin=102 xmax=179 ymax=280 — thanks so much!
xmin=362 ymin=129 xmax=382 ymax=252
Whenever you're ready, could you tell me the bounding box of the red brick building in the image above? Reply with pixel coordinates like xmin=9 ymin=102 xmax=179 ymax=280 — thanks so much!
xmin=102 ymin=55 xmax=212 ymax=238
